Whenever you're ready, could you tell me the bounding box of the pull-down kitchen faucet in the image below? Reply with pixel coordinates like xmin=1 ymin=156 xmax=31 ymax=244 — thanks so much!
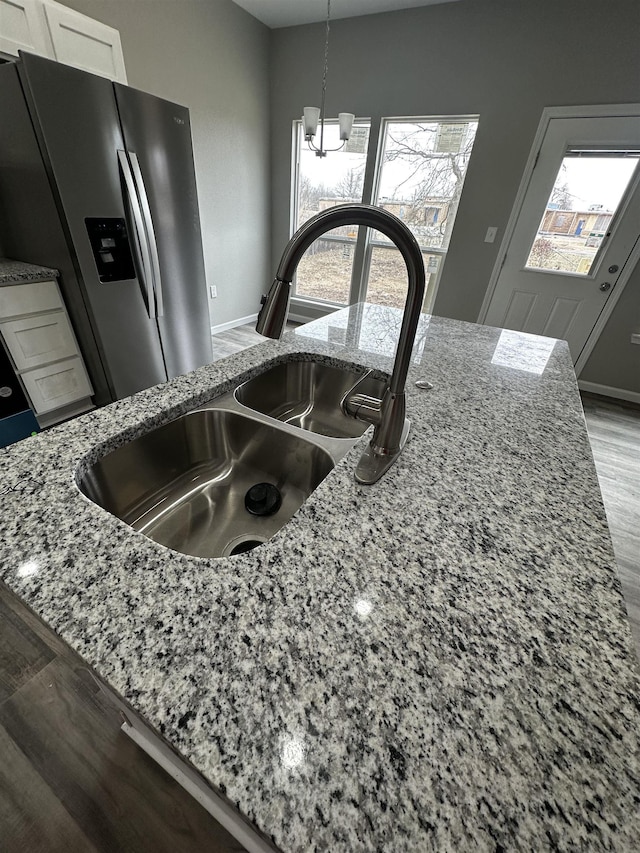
xmin=256 ymin=204 xmax=426 ymax=484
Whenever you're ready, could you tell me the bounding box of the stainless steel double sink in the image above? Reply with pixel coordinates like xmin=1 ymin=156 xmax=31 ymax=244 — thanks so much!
xmin=79 ymin=359 xmax=386 ymax=558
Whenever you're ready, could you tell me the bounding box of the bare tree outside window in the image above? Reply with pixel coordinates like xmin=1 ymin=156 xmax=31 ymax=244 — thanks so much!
xmin=375 ymin=121 xmax=478 ymax=250
xmin=291 ymin=117 xmax=479 ymax=311
xmin=549 ymin=164 xmax=574 ymax=210
xmin=334 ymin=167 xmax=364 ymax=201
xmin=368 ymin=119 xmax=478 ymax=311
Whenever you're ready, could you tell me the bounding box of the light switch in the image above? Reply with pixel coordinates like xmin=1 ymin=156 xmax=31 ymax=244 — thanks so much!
xmin=209 ymin=285 xmax=217 ymax=299
xmin=484 ymin=226 xmax=498 ymax=243
xmin=631 ymin=333 xmax=640 ymax=345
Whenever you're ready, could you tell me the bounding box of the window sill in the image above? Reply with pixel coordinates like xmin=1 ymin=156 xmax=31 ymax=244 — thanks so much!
xmin=289 ymin=296 xmax=346 ymax=324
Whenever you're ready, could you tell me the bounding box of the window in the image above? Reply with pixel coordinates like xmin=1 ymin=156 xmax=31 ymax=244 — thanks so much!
xmin=290 ymin=115 xmax=479 ymax=315
xmin=292 ymin=119 xmax=370 ymax=305
xmin=525 ymin=148 xmax=640 ymax=276
xmin=366 ymin=118 xmax=478 ymax=312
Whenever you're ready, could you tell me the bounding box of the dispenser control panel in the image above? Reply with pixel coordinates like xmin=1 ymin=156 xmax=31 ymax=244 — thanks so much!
xmin=85 ymin=218 xmax=135 ymax=282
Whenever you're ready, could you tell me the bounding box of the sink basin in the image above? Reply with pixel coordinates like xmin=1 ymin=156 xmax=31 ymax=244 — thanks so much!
xmin=79 ymin=409 xmax=334 ymax=558
xmin=234 ymin=359 xmax=387 ymax=439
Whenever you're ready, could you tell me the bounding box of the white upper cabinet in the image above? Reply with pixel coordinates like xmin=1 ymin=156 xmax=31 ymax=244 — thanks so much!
xmin=0 ymin=0 xmax=53 ymax=58
xmin=43 ymin=1 xmax=127 ymax=82
xmin=0 ymin=0 xmax=127 ymax=83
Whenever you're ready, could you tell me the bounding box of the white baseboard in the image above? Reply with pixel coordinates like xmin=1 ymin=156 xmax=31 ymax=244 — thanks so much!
xmin=210 ymin=314 xmax=258 ymax=336
xmin=289 ymin=310 xmax=312 ymax=325
xmin=578 ymin=380 xmax=640 ymax=405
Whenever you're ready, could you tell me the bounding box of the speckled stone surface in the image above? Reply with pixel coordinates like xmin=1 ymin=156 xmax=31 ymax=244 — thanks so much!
xmin=0 ymin=257 xmax=58 ymax=284
xmin=1 ymin=304 xmax=639 ymax=852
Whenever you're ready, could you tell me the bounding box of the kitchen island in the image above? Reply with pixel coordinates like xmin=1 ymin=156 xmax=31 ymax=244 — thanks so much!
xmin=1 ymin=303 xmax=638 ymax=851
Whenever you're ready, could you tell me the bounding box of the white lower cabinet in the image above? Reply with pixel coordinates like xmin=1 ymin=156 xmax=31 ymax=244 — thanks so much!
xmin=20 ymin=355 xmax=92 ymax=414
xmin=0 ymin=279 xmax=62 ymax=317
xmin=0 ymin=277 xmax=94 ymax=423
xmin=0 ymin=310 xmax=79 ymax=371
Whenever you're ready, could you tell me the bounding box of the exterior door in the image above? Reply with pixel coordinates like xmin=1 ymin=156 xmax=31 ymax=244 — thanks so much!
xmin=483 ymin=112 xmax=640 ymax=362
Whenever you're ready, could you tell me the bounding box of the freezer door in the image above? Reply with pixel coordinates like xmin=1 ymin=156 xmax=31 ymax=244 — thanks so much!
xmin=0 ymin=61 xmax=112 ymax=407
xmin=114 ymin=83 xmax=213 ymax=379
xmin=19 ymin=53 xmax=168 ymax=400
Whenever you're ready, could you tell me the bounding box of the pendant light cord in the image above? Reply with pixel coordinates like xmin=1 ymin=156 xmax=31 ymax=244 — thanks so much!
xmin=318 ymin=0 xmax=331 ymax=154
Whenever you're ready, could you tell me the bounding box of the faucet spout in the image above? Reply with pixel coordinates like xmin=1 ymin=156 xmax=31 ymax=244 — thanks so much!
xmin=256 ymin=204 xmax=426 ymax=484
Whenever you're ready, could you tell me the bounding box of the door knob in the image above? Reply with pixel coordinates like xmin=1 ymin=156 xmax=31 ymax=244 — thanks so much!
xmin=599 ymin=281 xmax=612 ymax=292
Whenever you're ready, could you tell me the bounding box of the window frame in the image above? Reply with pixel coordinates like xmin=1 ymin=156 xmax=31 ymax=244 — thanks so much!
xmin=290 ymin=117 xmax=371 ymax=310
xmin=290 ymin=113 xmax=479 ymax=317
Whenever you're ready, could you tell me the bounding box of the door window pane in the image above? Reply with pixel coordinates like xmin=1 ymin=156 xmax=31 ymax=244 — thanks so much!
xmin=293 ymin=120 xmax=370 ymax=303
xmin=526 ymin=151 xmax=639 ymax=275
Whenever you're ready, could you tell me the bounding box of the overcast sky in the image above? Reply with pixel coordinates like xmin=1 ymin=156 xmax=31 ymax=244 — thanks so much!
xmin=559 ymin=158 xmax=638 ymax=211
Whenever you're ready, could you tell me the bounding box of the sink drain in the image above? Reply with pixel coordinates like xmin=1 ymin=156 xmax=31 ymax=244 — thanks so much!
xmin=244 ymin=482 xmax=282 ymax=516
xmin=223 ymin=534 xmax=267 ymax=557
xmin=229 ymin=539 xmax=263 ymax=556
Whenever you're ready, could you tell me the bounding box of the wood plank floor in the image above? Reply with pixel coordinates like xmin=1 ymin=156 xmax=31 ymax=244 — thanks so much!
xmin=209 ymin=324 xmax=268 ymax=361
xmin=209 ymin=322 xmax=298 ymax=362
xmin=0 ymin=328 xmax=638 ymax=850
xmin=581 ymin=393 xmax=640 ymax=660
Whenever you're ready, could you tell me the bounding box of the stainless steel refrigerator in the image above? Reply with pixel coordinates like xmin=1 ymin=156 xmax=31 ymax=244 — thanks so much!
xmin=0 ymin=52 xmax=212 ymax=405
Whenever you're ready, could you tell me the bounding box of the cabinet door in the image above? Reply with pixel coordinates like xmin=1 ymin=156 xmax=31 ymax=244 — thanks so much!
xmin=1 ymin=310 xmax=79 ymax=370
xmin=0 ymin=280 xmax=62 ymax=319
xmin=0 ymin=0 xmax=53 ymax=58
xmin=21 ymin=356 xmax=93 ymax=413
xmin=43 ymin=0 xmax=127 ymax=82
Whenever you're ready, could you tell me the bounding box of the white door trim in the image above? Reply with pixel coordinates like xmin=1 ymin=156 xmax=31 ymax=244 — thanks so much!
xmin=477 ymin=103 xmax=640 ymax=375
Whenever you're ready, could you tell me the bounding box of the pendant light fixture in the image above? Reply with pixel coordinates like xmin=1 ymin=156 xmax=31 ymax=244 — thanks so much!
xmin=302 ymin=0 xmax=355 ymax=157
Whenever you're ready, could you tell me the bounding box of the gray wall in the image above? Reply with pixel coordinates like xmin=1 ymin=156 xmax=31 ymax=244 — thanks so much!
xmin=270 ymin=0 xmax=640 ymax=392
xmin=60 ymin=0 xmax=271 ymax=328
xmin=582 ymin=263 xmax=640 ymax=395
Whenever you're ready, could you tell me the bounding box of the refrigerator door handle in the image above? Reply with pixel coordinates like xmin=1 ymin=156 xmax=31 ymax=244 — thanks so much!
xmin=117 ymin=149 xmax=156 ymax=320
xmin=128 ymin=151 xmax=164 ymax=318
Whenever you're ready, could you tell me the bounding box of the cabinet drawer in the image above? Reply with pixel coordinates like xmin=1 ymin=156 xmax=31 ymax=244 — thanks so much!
xmin=21 ymin=356 xmax=93 ymax=414
xmin=1 ymin=310 xmax=79 ymax=370
xmin=0 ymin=280 xmax=62 ymax=318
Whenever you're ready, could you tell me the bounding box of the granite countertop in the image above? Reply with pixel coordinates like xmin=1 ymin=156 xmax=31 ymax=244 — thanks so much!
xmin=1 ymin=303 xmax=638 ymax=851
xmin=0 ymin=257 xmax=59 ymax=284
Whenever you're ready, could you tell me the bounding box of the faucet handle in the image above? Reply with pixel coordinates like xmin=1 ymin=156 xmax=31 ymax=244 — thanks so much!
xmin=256 ymin=278 xmax=291 ymax=339
xmin=343 ymin=392 xmax=382 ymax=426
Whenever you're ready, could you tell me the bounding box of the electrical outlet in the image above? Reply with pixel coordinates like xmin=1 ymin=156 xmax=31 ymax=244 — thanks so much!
xmin=209 ymin=285 xmax=217 ymax=299
xmin=484 ymin=226 xmax=498 ymax=243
